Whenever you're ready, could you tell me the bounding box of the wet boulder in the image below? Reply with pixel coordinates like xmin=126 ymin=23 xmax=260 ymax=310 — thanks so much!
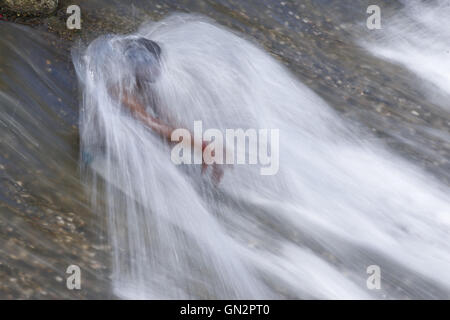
xmin=2 ymin=0 xmax=58 ymax=15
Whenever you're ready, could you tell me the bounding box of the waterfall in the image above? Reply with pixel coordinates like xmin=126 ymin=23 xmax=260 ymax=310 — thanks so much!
xmin=75 ymin=13 xmax=450 ymax=299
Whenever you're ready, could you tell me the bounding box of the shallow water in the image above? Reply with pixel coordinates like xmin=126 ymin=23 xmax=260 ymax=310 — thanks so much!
xmin=0 ymin=22 xmax=111 ymax=298
xmin=362 ymin=0 xmax=450 ymax=110
xmin=1 ymin=0 xmax=449 ymax=299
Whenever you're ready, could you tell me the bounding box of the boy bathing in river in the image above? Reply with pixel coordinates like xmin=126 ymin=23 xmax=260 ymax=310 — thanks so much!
xmin=112 ymin=37 xmax=224 ymax=183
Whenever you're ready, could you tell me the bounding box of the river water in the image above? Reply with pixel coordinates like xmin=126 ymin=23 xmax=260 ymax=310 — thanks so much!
xmin=0 ymin=0 xmax=449 ymax=299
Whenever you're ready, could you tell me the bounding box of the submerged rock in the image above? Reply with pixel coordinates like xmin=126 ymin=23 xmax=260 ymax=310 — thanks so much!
xmin=2 ymin=0 xmax=58 ymax=15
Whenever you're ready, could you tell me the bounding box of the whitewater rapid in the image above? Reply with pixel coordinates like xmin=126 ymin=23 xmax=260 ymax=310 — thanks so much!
xmin=75 ymin=13 xmax=450 ymax=299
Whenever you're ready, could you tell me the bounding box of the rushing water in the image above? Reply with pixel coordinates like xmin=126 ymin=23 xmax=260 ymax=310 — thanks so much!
xmin=74 ymin=13 xmax=450 ymax=299
xmin=0 ymin=22 xmax=111 ymax=299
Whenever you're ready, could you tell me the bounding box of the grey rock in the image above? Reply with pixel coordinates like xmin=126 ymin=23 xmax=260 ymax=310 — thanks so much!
xmin=2 ymin=0 xmax=58 ymax=15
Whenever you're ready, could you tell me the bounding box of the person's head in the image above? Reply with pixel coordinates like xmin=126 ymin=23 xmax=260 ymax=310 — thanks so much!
xmin=122 ymin=37 xmax=162 ymax=87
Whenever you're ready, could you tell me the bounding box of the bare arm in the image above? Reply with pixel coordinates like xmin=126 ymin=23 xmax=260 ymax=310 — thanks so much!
xmin=119 ymin=90 xmax=224 ymax=183
xmin=120 ymin=90 xmax=174 ymax=140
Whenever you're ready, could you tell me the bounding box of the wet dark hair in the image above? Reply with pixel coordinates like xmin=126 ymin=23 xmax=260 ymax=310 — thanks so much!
xmin=123 ymin=37 xmax=162 ymax=84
